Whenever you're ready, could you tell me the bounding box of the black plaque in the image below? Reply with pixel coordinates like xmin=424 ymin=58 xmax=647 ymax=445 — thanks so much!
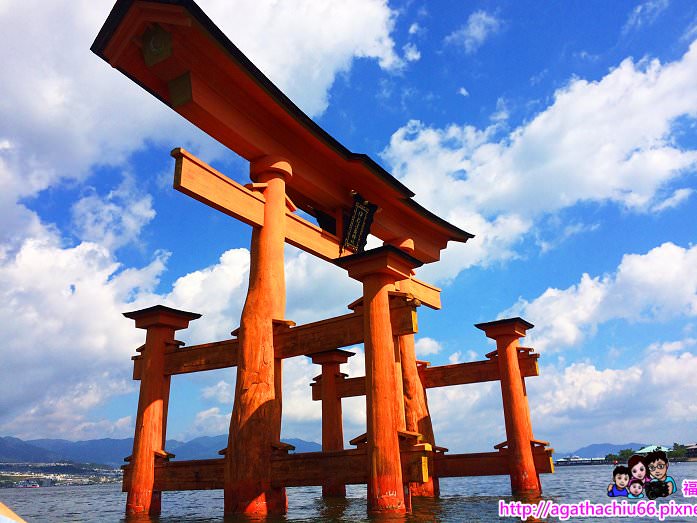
xmin=341 ymin=193 xmax=377 ymax=253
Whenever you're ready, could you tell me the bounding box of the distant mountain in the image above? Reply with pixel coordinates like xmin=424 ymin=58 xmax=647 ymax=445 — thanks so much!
xmin=171 ymin=435 xmax=322 ymax=461
xmin=558 ymin=442 xmax=649 ymax=459
xmin=1 ymin=435 xmax=321 ymax=466
xmin=0 ymin=437 xmax=59 ymax=463
xmin=285 ymin=438 xmax=322 ymax=453
xmin=171 ymin=435 xmax=228 ymax=460
xmin=26 ymin=438 xmax=184 ymax=467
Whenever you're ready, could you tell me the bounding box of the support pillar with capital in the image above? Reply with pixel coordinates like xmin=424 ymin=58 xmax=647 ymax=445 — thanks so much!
xmin=225 ymin=156 xmax=292 ymax=516
xmin=123 ymin=305 xmax=201 ymax=516
xmin=311 ymin=349 xmax=354 ymax=498
xmin=336 ymin=245 xmax=423 ymax=514
xmin=475 ymin=317 xmax=541 ymax=498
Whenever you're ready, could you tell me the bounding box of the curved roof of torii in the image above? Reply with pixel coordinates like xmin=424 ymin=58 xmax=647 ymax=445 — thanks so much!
xmin=91 ymin=0 xmax=474 ymax=263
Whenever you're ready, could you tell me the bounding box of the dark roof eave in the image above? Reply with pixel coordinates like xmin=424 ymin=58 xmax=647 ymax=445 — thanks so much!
xmin=404 ymin=197 xmax=474 ymax=242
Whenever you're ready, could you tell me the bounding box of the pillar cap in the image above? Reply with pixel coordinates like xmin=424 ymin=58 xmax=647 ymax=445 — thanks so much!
xmin=311 ymin=349 xmax=355 ymax=365
xmin=475 ymin=317 xmax=534 ymax=339
xmin=123 ymin=304 xmax=201 ymax=330
xmin=334 ymin=245 xmax=423 ymax=282
xmin=347 ymin=290 xmax=418 ymax=311
xmin=249 ymin=155 xmax=293 ymax=182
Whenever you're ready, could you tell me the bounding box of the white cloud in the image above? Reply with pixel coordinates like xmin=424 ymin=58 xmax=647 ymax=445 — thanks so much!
xmin=415 ymin=337 xmax=442 ymax=356
xmin=0 ymin=0 xmax=412 ymax=439
xmin=575 ymin=50 xmax=600 ymax=62
xmin=506 ymin=242 xmax=697 ymax=352
xmin=202 ymin=0 xmax=404 ymax=116
xmin=0 ymin=1 xmax=205 ymax=200
xmin=285 ymin=247 xmax=361 ymax=325
xmin=646 ymin=337 xmax=697 ymax=353
xmin=684 ymin=20 xmax=697 ymax=42
xmin=422 ymin=336 xmax=697 ymax=453
xmin=623 ymin=0 xmax=669 ymax=35
xmin=408 ymin=23 xmax=422 ymax=36
xmin=135 ymin=244 xmax=359 ymax=344
xmin=280 ymin=357 xmax=322 ymax=424
xmin=537 ymin=221 xmax=600 ymax=254
xmin=529 ymin=346 xmax=697 ymax=451
xmin=427 ymin=382 xmax=502 ymax=452
xmin=193 ymin=407 xmax=230 ymax=436
xmin=202 ymin=380 xmax=234 ymax=404
xmin=403 ymin=42 xmax=421 ymax=62
xmin=457 ymin=87 xmax=470 ymax=97
xmin=384 ymin=42 xmax=697 ymax=281
xmin=490 ymin=97 xmax=509 ymax=122
xmin=445 ymin=11 xmax=502 ymax=54
xmin=448 ymin=351 xmax=462 ymax=364
xmin=71 ymin=175 xmax=156 ymax=250
xmin=194 ymin=348 xmax=366 ymax=441
xmin=447 ymin=349 xmax=478 ymax=365
xmin=0 ymin=229 xmax=168 ymax=438
xmin=157 ymin=248 xmax=250 ymax=344
xmin=0 ymin=0 xmax=404 ymax=223
xmin=0 ymin=230 xmax=365 ymax=439
xmin=340 ymin=346 xmax=367 ymax=435
xmin=651 ymin=187 xmax=693 ymax=212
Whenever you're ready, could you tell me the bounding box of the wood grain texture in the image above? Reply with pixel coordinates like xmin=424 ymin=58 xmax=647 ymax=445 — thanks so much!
xmin=225 ymin=170 xmax=287 ymax=515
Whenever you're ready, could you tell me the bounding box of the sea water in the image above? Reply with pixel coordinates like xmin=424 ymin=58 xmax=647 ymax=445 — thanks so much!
xmin=3 ymin=462 xmax=697 ymax=522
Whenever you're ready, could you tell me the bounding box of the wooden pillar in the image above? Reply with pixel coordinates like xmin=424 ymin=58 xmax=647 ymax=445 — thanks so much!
xmin=122 ymin=305 xmax=200 ymax=516
xmin=225 ymin=157 xmax=291 ymax=516
xmin=161 ymin=339 xmax=182 ymax=450
xmin=475 ymin=318 xmax=541 ymax=497
xmin=395 ymin=276 xmax=439 ymax=498
xmin=311 ymin=349 xmax=354 ymax=497
xmin=337 ymin=245 xmax=422 ymax=515
xmin=400 ymin=335 xmax=439 ymax=497
xmin=393 ymin=332 xmax=407 ymax=433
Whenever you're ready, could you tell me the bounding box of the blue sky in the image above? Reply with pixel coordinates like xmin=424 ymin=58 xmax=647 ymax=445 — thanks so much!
xmin=1 ymin=0 xmax=696 ymax=454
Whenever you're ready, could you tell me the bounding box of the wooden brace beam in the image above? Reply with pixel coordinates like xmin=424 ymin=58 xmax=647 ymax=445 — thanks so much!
xmin=122 ymin=447 xmax=430 ymax=491
xmin=434 ymin=446 xmax=554 ymax=477
xmin=311 ymin=353 xmax=539 ymax=401
xmin=173 ymin=147 xmax=344 ymax=261
xmin=120 ymin=445 xmax=553 ymax=491
xmin=132 ymin=299 xmax=418 ymax=379
xmin=173 ymin=148 xmax=442 ymax=308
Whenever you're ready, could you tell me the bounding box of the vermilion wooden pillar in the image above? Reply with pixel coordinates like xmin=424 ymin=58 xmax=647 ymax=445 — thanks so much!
xmin=311 ymin=349 xmax=353 ymax=497
xmin=123 ymin=305 xmax=201 ymax=516
xmin=225 ymin=157 xmax=291 ymax=516
xmin=475 ymin=318 xmax=541 ymax=497
xmin=399 ymin=335 xmax=439 ymax=497
xmin=337 ymin=245 xmax=422 ymax=514
xmin=395 ymin=277 xmax=439 ymax=498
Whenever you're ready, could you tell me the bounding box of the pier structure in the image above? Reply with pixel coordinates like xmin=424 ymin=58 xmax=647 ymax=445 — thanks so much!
xmin=92 ymin=0 xmax=554 ymax=518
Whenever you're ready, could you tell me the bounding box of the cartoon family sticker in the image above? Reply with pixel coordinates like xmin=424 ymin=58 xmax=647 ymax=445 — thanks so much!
xmin=607 ymin=451 xmax=676 ymax=499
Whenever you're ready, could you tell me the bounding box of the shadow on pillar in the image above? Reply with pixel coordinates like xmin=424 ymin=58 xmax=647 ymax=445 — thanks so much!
xmin=224 ymin=397 xmax=287 ymax=515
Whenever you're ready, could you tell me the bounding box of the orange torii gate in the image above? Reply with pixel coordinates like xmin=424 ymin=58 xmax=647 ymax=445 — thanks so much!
xmin=92 ymin=0 xmax=553 ymax=518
